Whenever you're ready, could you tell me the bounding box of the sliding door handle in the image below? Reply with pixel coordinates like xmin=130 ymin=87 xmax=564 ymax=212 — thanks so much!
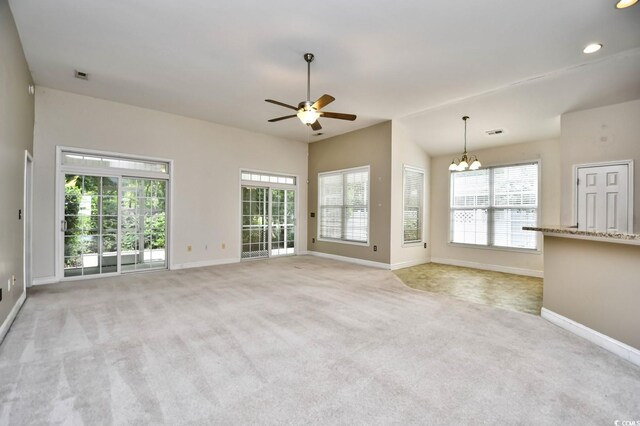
xmin=61 ymin=220 xmax=67 ymax=232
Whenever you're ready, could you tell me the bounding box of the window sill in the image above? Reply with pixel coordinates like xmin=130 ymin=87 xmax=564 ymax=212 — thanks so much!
xmin=447 ymin=242 xmax=541 ymax=255
xmin=402 ymin=241 xmax=423 ymax=248
xmin=317 ymin=238 xmax=369 ymax=247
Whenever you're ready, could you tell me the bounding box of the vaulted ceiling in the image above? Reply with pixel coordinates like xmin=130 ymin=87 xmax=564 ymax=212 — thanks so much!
xmin=9 ymin=0 xmax=640 ymax=155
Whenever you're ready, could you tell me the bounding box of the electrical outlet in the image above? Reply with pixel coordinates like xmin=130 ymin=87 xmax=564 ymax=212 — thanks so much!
xmin=221 ymin=242 xmax=226 ymax=250
xmin=373 ymin=245 xmax=377 ymax=252
xmin=312 ymin=237 xmax=315 ymax=243
xmin=424 ymin=242 xmax=427 ymax=249
xmin=187 ymin=245 xmax=192 ymax=252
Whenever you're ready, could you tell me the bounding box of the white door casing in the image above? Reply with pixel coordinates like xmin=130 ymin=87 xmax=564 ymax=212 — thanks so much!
xmin=23 ymin=151 xmax=33 ymax=289
xmin=576 ymin=162 xmax=632 ymax=233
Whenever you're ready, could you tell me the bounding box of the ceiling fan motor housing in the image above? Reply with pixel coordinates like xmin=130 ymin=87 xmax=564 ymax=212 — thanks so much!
xmin=298 ymin=101 xmax=314 ymax=111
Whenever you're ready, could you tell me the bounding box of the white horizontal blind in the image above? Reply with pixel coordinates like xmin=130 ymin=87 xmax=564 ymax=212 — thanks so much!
xmin=451 ymin=170 xmax=489 ymax=245
xmin=319 ymin=173 xmax=343 ymax=240
xmin=403 ymin=167 xmax=424 ymax=244
xmin=492 ymin=164 xmax=538 ymax=249
xmin=319 ymin=167 xmax=369 ymax=243
xmin=450 ymin=163 xmax=538 ymax=249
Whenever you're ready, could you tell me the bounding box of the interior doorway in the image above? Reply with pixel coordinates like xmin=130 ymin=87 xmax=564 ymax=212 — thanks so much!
xmin=575 ymin=161 xmax=633 ymax=233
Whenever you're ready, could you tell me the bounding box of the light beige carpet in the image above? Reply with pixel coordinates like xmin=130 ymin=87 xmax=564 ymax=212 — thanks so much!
xmin=1 ymin=256 xmax=638 ymax=425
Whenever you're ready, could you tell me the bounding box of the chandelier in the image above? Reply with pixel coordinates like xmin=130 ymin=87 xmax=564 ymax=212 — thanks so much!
xmin=449 ymin=116 xmax=481 ymax=171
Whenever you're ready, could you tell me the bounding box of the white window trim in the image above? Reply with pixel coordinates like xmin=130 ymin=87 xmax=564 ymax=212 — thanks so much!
xmin=55 ymin=146 xmax=174 ymax=281
xmin=402 ymin=164 xmax=425 ymax=247
xmin=448 ymin=159 xmax=542 ymax=253
xmin=237 ymin=168 xmax=300 ymax=260
xmin=317 ymin=165 xmax=371 ymax=246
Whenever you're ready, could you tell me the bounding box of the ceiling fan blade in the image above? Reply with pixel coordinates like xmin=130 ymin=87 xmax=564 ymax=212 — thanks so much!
xmin=268 ymin=114 xmax=297 ymax=122
xmin=320 ymin=112 xmax=357 ymax=121
xmin=312 ymin=94 xmax=335 ymax=110
xmin=310 ymin=120 xmax=322 ymax=131
xmin=265 ymin=99 xmax=298 ymax=111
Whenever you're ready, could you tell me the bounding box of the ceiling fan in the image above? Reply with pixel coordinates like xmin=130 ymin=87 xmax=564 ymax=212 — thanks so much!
xmin=266 ymin=53 xmax=357 ymax=131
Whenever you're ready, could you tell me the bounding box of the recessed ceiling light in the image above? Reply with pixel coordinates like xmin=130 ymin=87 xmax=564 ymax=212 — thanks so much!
xmin=583 ymin=43 xmax=603 ymax=54
xmin=615 ymin=0 xmax=637 ymax=8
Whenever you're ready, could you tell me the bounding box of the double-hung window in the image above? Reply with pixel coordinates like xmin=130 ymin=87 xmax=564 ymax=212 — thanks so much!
xmin=450 ymin=162 xmax=539 ymax=250
xmin=318 ymin=166 xmax=369 ymax=244
xmin=403 ymin=166 xmax=424 ymax=244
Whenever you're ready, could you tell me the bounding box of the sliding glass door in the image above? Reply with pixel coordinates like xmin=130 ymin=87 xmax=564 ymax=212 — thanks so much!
xmin=121 ymin=178 xmax=167 ymax=271
xmin=241 ymin=186 xmax=269 ymax=259
xmin=270 ymin=189 xmax=295 ymax=256
xmin=63 ymin=174 xmax=168 ymax=277
xmin=241 ymin=185 xmax=295 ymax=259
xmin=63 ymin=174 xmax=119 ymax=277
xmin=59 ymin=149 xmax=170 ymax=280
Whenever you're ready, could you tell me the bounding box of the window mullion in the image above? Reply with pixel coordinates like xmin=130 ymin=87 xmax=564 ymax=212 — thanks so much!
xmin=342 ymin=176 xmax=347 ymax=241
xmin=488 ymin=168 xmax=494 ymax=247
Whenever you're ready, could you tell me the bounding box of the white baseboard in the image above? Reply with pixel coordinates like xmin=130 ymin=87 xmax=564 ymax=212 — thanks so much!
xmin=430 ymin=257 xmax=543 ymax=278
xmin=171 ymin=257 xmax=240 ymax=270
xmin=0 ymin=291 xmax=27 ymax=345
xmin=32 ymin=276 xmax=58 ymax=286
xmin=390 ymin=258 xmax=431 ymax=271
xmin=541 ymin=307 xmax=640 ymax=367
xmin=306 ymin=251 xmax=391 ymax=270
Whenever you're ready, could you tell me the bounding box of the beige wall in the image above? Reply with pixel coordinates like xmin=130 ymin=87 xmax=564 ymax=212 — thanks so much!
xmin=430 ymin=139 xmax=561 ymax=276
xmin=543 ymin=236 xmax=640 ymax=350
xmin=560 ymin=99 xmax=640 ymax=233
xmin=390 ymin=121 xmax=431 ymax=268
xmin=32 ymin=87 xmax=308 ymax=281
xmin=307 ymin=121 xmax=392 ymax=264
xmin=0 ymin=0 xmax=34 ymax=334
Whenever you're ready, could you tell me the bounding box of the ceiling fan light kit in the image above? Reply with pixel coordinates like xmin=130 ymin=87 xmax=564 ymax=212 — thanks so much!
xmin=449 ymin=116 xmax=481 ymax=172
xmin=266 ymin=53 xmax=356 ymax=131
xmin=297 ymin=102 xmax=320 ymax=124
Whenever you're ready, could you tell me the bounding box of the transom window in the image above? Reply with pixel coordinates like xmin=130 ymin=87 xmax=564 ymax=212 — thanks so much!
xmin=61 ymin=151 xmax=169 ymax=175
xmin=318 ymin=166 xmax=369 ymax=244
xmin=241 ymin=171 xmax=295 ymax=186
xmin=450 ymin=162 xmax=539 ymax=250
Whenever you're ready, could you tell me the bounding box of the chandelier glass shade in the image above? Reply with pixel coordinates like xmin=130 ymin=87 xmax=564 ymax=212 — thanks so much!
xmin=449 ymin=116 xmax=481 ymax=171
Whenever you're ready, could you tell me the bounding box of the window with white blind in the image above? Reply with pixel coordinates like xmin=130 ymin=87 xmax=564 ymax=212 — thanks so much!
xmin=450 ymin=162 xmax=539 ymax=250
xmin=403 ymin=166 xmax=424 ymax=244
xmin=318 ymin=166 xmax=369 ymax=244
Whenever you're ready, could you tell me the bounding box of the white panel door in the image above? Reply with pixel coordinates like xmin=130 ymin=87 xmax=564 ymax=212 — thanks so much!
xmin=577 ymin=164 xmax=629 ymax=233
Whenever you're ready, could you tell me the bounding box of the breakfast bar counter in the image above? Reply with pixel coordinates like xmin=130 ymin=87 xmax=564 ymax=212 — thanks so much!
xmin=524 ymin=226 xmax=640 ymax=365
xmin=523 ymin=226 xmax=640 ymax=245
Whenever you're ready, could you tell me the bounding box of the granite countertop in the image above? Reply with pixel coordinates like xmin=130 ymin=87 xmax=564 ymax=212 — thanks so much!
xmin=523 ymin=226 xmax=640 ymax=245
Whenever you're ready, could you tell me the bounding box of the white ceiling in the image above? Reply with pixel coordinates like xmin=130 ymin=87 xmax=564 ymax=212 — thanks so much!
xmin=9 ymin=0 xmax=640 ymax=154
